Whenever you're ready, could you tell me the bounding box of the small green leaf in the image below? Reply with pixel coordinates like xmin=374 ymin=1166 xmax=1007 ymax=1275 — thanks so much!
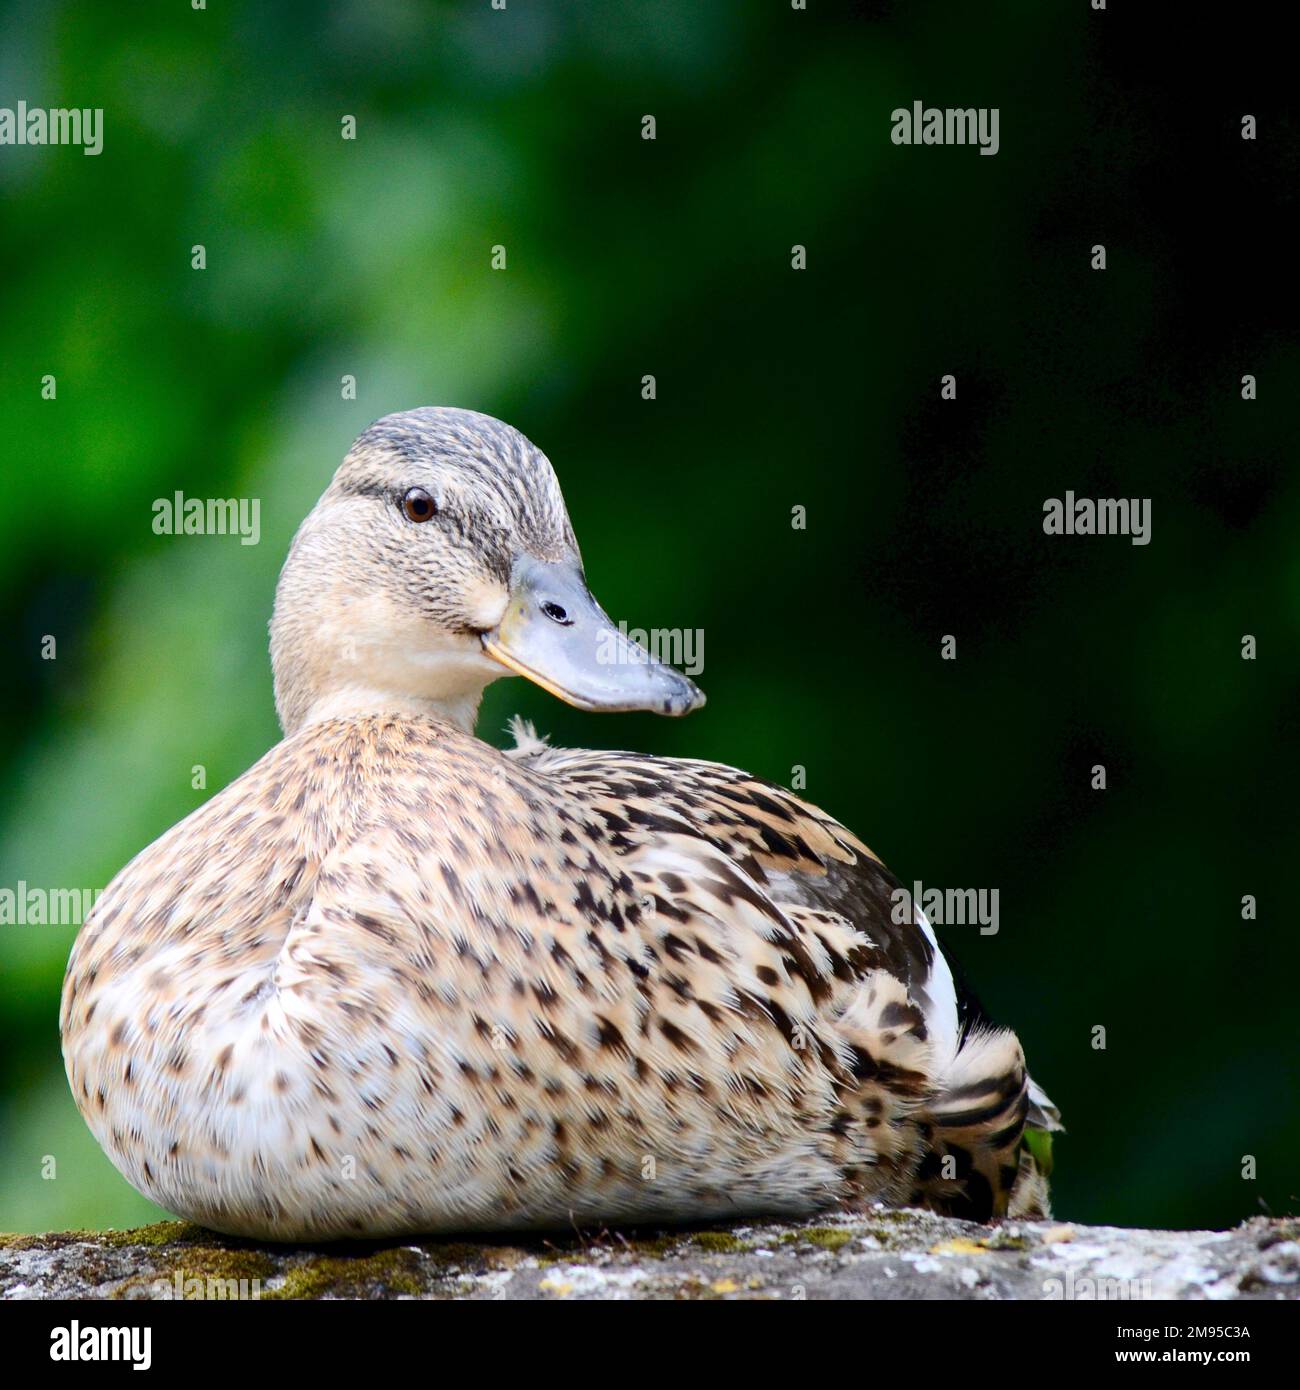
xmin=1024 ymin=1127 xmax=1055 ymax=1177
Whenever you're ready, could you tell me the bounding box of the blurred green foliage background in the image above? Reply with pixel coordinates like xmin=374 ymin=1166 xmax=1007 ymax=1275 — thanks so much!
xmin=1 ymin=1 xmax=1296 ymax=1235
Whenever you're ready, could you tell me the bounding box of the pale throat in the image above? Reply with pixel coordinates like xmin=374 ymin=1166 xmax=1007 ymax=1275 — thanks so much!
xmin=284 ymin=630 xmax=507 ymax=737
xmin=272 ymin=564 xmax=512 ymax=739
xmin=300 ymin=681 xmax=489 ymax=735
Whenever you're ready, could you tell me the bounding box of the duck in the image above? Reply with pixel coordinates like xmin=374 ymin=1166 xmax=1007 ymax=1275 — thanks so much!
xmin=61 ymin=406 xmax=1062 ymax=1241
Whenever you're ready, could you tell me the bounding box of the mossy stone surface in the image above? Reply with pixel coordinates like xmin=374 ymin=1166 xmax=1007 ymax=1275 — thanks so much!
xmin=2 ymin=1211 xmax=1298 ymax=1301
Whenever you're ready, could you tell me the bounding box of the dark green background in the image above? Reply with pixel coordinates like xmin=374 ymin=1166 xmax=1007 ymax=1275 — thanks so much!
xmin=1 ymin=1 xmax=1295 ymax=1234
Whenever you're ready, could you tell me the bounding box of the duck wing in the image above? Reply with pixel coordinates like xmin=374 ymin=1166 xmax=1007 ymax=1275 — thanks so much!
xmin=509 ymin=735 xmax=1061 ymax=1219
xmin=507 ymin=739 xmax=953 ymax=1043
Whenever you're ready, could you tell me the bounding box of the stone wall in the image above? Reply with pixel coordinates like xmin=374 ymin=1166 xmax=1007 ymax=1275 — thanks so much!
xmin=3 ymin=1209 xmax=1298 ymax=1300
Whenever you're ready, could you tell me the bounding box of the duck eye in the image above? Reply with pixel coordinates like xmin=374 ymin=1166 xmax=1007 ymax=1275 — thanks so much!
xmin=401 ymin=487 xmax=437 ymax=523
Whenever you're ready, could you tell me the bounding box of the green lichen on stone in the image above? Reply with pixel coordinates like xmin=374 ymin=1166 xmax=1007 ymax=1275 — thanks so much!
xmin=261 ymin=1246 xmax=426 ymax=1300
xmin=3 ymin=1230 xmax=104 ymax=1252
xmin=99 ymin=1221 xmax=207 ymax=1249
xmin=980 ymin=1229 xmax=1031 ymax=1251
xmin=691 ymin=1230 xmax=752 ymax=1254
xmin=778 ymin=1226 xmax=855 ymax=1251
xmin=536 ymin=1245 xmax=604 ymax=1267
xmin=419 ymin=1240 xmax=491 ymax=1270
xmin=169 ymin=1246 xmax=277 ymax=1282
xmin=623 ymin=1232 xmax=685 ymax=1259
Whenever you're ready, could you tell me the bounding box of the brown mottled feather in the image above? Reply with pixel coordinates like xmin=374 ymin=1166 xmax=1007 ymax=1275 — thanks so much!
xmin=63 ymin=717 xmax=1050 ymax=1238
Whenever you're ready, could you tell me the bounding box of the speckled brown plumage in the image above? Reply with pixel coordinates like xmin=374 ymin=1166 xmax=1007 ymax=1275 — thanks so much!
xmin=61 ymin=407 xmax=1060 ymax=1240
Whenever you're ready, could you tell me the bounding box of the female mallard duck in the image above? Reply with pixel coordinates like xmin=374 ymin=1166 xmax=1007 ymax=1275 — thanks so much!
xmin=62 ymin=407 xmax=1061 ymax=1240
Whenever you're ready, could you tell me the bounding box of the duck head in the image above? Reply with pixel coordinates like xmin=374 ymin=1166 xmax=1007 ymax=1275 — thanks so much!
xmin=270 ymin=407 xmax=706 ymax=735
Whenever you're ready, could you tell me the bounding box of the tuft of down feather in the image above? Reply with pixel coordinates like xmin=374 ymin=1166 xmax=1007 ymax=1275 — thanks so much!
xmin=504 ymin=715 xmax=551 ymax=758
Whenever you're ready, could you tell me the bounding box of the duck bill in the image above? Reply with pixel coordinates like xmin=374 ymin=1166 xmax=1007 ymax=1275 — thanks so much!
xmin=482 ymin=555 xmax=705 ymax=716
